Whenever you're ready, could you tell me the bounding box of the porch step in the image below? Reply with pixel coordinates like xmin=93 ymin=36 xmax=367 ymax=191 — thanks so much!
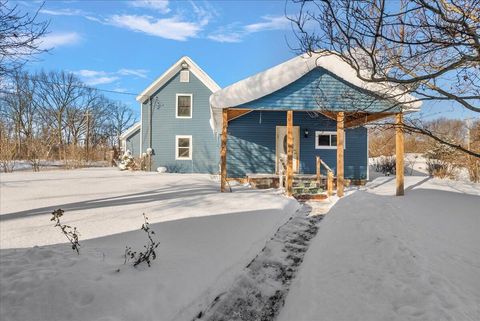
xmin=294 ymin=193 xmax=329 ymax=201
xmin=293 ymin=187 xmax=325 ymax=195
xmin=292 ymin=181 xmax=323 ymax=189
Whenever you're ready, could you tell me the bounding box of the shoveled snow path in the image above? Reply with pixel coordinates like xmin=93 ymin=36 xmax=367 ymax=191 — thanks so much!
xmin=194 ymin=204 xmax=323 ymax=321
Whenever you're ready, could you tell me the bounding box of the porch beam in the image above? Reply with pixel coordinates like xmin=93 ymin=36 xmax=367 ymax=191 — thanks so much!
xmin=286 ymin=110 xmax=294 ymax=196
xmin=317 ymin=110 xmax=337 ymax=121
xmin=220 ymin=108 xmax=228 ymax=192
xmin=344 ymin=112 xmax=395 ymax=128
xmin=395 ymin=113 xmax=404 ymax=196
xmin=336 ymin=112 xmax=345 ymax=197
xmin=227 ymin=109 xmax=252 ymax=122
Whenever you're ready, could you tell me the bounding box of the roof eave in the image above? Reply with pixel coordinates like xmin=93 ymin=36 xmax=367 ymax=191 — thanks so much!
xmin=137 ymin=56 xmax=221 ymax=103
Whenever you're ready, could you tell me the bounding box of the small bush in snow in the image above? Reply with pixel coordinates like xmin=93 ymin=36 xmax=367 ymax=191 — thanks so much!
xmin=124 ymin=214 xmax=160 ymax=267
xmin=425 ymin=159 xmax=456 ymax=179
xmin=373 ymin=156 xmax=396 ymax=175
xmin=424 ymin=140 xmax=459 ymax=179
xmin=51 ymin=209 xmax=81 ymax=254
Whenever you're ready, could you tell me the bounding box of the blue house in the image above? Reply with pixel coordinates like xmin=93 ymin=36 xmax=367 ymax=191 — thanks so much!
xmin=210 ymin=53 xmax=420 ymax=196
xmin=124 ymin=53 xmax=419 ymax=196
xmin=120 ymin=122 xmax=141 ymax=156
xmin=133 ymin=56 xmax=221 ymax=173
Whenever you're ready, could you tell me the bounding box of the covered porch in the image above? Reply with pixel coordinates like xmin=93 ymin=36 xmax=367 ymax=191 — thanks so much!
xmin=219 ymin=109 xmax=405 ymax=197
xmin=210 ymin=53 xmax=421 ymax=197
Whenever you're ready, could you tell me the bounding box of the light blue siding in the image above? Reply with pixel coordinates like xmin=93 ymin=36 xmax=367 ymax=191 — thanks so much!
xmin=141 ymin=71 xmax=219 ymax=173
xmin=236 ymin=68 xmax=396 ymax=113
xmin=227 ymin=111 xmax=368 ymax=179
xmin=125 ymin=128 xmax=141 ymax=156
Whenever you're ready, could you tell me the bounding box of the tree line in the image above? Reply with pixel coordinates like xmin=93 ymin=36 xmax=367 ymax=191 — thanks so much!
xmin=0 ymin=69 xmax=136 ymax=171
xmin=369 ymin=118 xmax=480 ymax=182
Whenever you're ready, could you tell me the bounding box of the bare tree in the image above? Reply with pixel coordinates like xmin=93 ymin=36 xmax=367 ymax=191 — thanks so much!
xmin=288 ymin=0 xmax=480 ymax=157
xmin=0 ymin=67 xmax=135 ymax=169
xmin=0 ymin=1 xmax=48 ymax=80
xmin=36 ymin=70 xmax=83 ymax=160
xmin=0 ymin=70 xmax=38 ymax=155
xmin=65 ymin=87 xmax=102 ymax=146
xmin=0 ymin=119 xmax=16 ymax=172
xmin=108 ymin=102 xmax=136 ymax=151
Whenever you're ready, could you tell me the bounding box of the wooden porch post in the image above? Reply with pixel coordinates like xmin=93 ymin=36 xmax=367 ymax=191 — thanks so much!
xmin=395 ymin=113 xmax=404 ymax=196
xmin=316 ymin=156 xmax=321 ymax=184
xmin=286 ymin=110 xmax=294 ymax=196
xmin=220 ymin=108 xmax=228 ymax=192
xmin=336 ymin=112 xmax=345 ymax=197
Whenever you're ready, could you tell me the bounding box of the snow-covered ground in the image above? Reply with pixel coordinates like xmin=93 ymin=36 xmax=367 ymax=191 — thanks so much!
xmin=0 ymin=168 xmax=298 ymax=321
xmin=279 ymin=176 xmax=480 ymax=321
xmin=2 ymin=167 xmax=479 ymax=321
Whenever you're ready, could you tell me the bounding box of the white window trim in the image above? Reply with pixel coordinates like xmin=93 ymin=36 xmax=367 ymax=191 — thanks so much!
xmin=175 ymin=93 xmax=193 ymax=119
xmin=315 ymin=131 xmax=346 ymax=149
xmin=175 ymin=135 xmax=192 ymax=160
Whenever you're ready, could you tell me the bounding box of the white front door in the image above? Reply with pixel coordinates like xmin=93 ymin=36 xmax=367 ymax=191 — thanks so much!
xmin=276 ymin=126 xmax=300 ymax=174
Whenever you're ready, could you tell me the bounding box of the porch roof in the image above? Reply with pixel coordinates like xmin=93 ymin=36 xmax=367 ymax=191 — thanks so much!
xmin=210 ymin=53 xmax=421 ymax=132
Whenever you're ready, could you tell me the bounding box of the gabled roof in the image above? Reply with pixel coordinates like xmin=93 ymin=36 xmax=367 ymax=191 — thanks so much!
xmin=120 ymin=122 xmax=141 ymax=140
xmin=136 ymin=56 xmax=221 ymax=103
xmin=209 ymin=53 xmax=421 ymax=131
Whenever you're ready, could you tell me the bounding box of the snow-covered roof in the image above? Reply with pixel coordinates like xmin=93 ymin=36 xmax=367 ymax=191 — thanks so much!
xmin=120 ymin=122 xmax=141 ymax=140
xmin=210 ymin=53 xmax=422 ymax=132
xmin=137 ymin=56 xmax=221 ymax=103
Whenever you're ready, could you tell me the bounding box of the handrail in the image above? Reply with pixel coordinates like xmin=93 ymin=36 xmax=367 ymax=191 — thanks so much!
xmin=316 ymin=156 xmax=334 ymax=197
xmin=316 ymin=156 xmax=333 ymax=174
xmin=320 ymin=159 xmax=333 ymax=173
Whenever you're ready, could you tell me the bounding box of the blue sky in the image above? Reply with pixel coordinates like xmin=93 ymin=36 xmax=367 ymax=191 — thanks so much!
xmin=18 ymin=0 xmax=476 ymax=121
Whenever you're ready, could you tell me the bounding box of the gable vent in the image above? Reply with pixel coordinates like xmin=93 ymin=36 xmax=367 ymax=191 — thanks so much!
xmin=180 ymin=70 xmax=190 ymax=83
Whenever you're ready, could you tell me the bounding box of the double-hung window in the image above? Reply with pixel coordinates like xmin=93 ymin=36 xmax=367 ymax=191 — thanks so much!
xmin=315 ymin=131 xmax=345 ymax=149
xmin=176 ymin=135 xmax=192 ymax=160
xmin=176 ymin=94 xmax=192 ymax=118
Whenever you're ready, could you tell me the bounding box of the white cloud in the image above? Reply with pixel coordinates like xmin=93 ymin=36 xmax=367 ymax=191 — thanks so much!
xmin=76 ymin=70 xmax=106 ymax=78
xmin=117 ymin=68 xmax=149 ymax=78
xmin=75 ymin=70 xmax=118 ymax=85
xmin=207 ymin=32 xmax=243 ymax=43
xmin=244 ymin=16 xmax=290 ymax=33
xmin=75 ymin=69 xmax=149 ymax=87
xmin=107 ymin=14 xmax=203 ymax=41
xmin=130 ymin=0 xmax=170 ymax=14
xmin=38 ymin=32 xmax=81 ymax=49
xmin=40 ymin=8 xmax=84 ymax=16
xmin=112 ymin=87 xmax=128 ymax=93
xmin=86 ymin=76 xmax=120 ymax=86
xmin=39 ymin=2 xmax=211 ymax=42
xmin=208 ymin=15 xmax=290 ymax=43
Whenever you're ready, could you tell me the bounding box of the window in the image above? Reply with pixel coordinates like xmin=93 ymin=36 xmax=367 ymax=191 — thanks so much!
xmin=180 ymin=70 xmax=190 ymax=82
xmin=176 ymin=94 xmax=192 ymax=118
xmin=175 ymin=135 xmax=192 ymax=160
xmin=315 ymin=131 xmax=344 ymax=149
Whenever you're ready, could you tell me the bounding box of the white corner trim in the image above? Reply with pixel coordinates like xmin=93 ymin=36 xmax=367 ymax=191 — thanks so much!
xmin=137 ymin=56 xmax=220 ymax=103
xmin=314 ymin=130 xmax=346 ymax=149
xmin=366 ymin=129 xmax=370 ymax=180
xmin=139 ymin=102 xmax=143 ymax=155
xmin=175 ymin=93 xmax=193 ymax=119
xmin=175 ymin=135 xmax=193 ymax=160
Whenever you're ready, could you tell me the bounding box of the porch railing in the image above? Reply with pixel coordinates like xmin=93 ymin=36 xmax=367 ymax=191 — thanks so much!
xmin=316 ymin=156 xmax=334 ymax=196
